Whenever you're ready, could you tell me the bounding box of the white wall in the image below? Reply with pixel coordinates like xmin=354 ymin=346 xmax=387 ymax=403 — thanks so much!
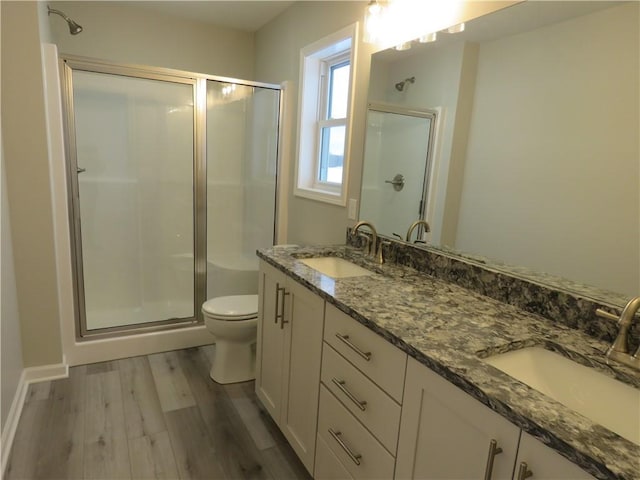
xmin=456 ymin=3 xmax=639 ymax=296
xmin=49 ymin=1 xmax=255 ymax=79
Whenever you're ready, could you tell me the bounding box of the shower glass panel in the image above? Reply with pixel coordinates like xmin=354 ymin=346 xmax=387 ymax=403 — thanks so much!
xmin=71 ymin=70 xmax=195 ymax=332
xmin=360 ymin=109 xmax=434 ymax=238
xmin=205 ymin=81 xmax=279 ymax=298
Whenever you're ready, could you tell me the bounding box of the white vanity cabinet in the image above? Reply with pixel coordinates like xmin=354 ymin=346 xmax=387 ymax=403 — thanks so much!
xmin=316 ymin=304 xmax=407 ymax=480
xmin=256 ymin=258 xmax=599 ymax=479
xmin=396 ymin=357 xmax=520 ymax=480
xmin=255 ymin=260 xmax=325 ymax=474
xmin=513 ymin=432 xmax=595 ymax=480
xmin=396 ymin=357 xmax=595 ymax=480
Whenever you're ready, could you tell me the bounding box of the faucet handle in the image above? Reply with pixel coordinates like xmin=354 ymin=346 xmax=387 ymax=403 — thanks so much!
xmin=596 ymin=308 xmax=619 ymax=322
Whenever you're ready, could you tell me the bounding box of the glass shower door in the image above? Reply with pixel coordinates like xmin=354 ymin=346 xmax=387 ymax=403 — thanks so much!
xmin=205 ymin=81 xmax=280 ymax=298
xmin=68 ymin=68 xmax=197 ymax=334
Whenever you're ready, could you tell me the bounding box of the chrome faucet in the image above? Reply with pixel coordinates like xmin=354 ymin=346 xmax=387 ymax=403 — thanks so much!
xmin=406 ymin=220 xmax=430 ymax=243
xmin=353 ymin=221 xmax=383 ymax=263
xmin=596 ymin=296 xmax=640 ymax=371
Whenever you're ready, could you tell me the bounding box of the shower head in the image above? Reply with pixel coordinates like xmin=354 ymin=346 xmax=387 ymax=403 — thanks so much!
xmin=48 ymin=6 xmax=83 ymax=35
xmin=395 ymin=76 xmax=415 ymax=92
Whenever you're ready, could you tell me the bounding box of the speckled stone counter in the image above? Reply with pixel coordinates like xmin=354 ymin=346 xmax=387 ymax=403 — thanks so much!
xmin=257 ymin=244 xmax=640 ymax=480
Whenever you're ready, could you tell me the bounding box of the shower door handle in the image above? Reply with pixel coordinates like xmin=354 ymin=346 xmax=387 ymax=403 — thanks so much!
xmin=77 ymin=167 xmax=86 ymax=174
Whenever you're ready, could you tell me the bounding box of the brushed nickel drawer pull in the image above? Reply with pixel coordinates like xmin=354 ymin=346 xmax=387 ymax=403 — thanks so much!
xmin=516 ymin=462 xmax=533 ymax=480
xmin=483 ymin=439 xmax=503 ymax=480
xmin=328 ymin=428 xmax=362 ymax=466
xmin=275 ymin=284 xmax=289 ymax=328
xmin=335 ymin=333 xmax=371 ymax=361
xmin=274 ymin=283 xmax=283 ymax=324
xmin=331 ymin=378 xmax=367 ymax=411
xmin=279 ymin=290 xmax=290 ymax=330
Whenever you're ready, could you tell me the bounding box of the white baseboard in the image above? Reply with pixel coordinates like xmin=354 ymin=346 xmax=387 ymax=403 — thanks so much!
xmin=1 ymin=359 xmax=69 ymax=478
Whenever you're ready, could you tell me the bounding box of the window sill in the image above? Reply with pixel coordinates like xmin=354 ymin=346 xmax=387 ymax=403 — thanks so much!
xmin=293 ymin=186 xmax=346 ymax=206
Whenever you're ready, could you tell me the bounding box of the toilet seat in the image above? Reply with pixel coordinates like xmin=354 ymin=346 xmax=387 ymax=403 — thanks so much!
xmin=202 ymin=294 xmax=258 ymax=321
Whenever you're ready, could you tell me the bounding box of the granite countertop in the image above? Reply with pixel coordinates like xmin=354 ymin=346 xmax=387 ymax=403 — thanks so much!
xmin=257 ymin=244 xmax=640 ymax=480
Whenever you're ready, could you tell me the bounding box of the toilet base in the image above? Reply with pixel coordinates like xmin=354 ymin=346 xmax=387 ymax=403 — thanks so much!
xmin=209 ymin=340 xmax=256 ymax=384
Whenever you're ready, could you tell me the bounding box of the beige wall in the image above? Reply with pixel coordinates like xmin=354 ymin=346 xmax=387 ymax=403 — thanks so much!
xmin=49 ymin=1 xmax=255 ymax=78
xmin=255 ymin=1 xmax=517 ymax=246
xmin=255 ymin=1 xmax=372 ymax=246
xmin=1 ymin=149 xmax=24 ymax=429
xmin=456 ymin=3 xmax=639 ymax=295
xmin=0 ymin=2 xmax=26 ymax=429
xmin=1 ymin=1 xmax=63 ymax=367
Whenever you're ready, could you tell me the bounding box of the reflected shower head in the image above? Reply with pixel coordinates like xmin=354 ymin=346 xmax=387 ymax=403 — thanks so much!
xmin=395 ymin=76 xmax=415 ymax=92
xmin=48 ymin=6 xmax=83 ymax=35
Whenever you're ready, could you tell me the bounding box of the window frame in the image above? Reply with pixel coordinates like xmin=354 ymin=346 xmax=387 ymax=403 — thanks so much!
xmin=315 ymin=52 xmax=350 ymax=189
xmin=294 ymin=23 xmax=358 ymax=206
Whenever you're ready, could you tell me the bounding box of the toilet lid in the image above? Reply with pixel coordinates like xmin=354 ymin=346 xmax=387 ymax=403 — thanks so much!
xmin=202 ymin=295 xmax=258 ymax=320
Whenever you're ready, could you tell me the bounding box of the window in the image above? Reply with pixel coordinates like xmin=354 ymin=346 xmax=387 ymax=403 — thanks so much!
xmin=295 ymin=23 xmax=357 ymax=205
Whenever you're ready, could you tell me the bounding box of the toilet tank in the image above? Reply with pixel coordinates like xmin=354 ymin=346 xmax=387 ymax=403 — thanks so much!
xmin=207 ymin=254 xmax=258 ymax=298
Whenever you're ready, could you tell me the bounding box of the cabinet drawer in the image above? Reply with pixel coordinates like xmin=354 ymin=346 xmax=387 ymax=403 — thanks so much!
xmin=324 ymin=303 xmax=407 ymax=402
xmin=318 ymin=385 xmax=395 ymax=480
xmin=314 ymin=433 xmax=355 ymax=480
xmin=321 ymin=343 xmax=401 ymax=453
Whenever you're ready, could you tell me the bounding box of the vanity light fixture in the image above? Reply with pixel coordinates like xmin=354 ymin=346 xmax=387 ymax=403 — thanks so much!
xmin=364 ymin=0 xmax=386 ymax=44
xmin=419 ymin=32 xmax=437 ymax=43
xmin=395 ymin=41 xmax=412 ymax=51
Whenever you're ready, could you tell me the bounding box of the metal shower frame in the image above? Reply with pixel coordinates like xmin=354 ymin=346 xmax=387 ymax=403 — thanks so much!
xmin=59 ymin=55 xmax=283 ymax=340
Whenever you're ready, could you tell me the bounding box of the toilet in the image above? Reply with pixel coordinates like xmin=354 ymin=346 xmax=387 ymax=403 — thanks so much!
xmin=202 ymin=294 xmax=258 ymax=384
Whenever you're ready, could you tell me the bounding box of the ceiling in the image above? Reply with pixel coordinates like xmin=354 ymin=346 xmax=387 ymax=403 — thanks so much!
xmin=130 ymin=1 xmax=295 ymax=32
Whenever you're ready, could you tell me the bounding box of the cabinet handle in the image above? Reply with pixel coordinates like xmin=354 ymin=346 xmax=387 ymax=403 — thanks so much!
xmin=328 ymin=428 xmax=362 ymax=466
xmin=483 ymin=439 xmax=503 ymax=480
xmin=274 ymin=283 xmax=283 ymax=324
xmin=516 ymin=462 xmax=533 ymax=480
xmin=331 ymin=378 xmax=367 ymax=411
xmin=335 ymin=333 xmax=371 ymax=361
xmin=275 ymin=284 xmax=289 ymax=328
xmin=279 ymin=290 xmax=290 ymax=330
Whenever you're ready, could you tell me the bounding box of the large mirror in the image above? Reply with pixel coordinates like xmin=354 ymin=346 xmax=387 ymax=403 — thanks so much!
xmin=361 ymin=1 xmax=639 ymax=301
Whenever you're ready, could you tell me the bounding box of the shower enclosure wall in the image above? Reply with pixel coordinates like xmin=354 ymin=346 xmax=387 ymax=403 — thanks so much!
xmin=62 ymin=57 xmax=280 ymax=338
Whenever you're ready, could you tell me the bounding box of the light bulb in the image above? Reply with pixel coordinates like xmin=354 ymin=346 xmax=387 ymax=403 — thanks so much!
xmin=419 ymin=32 xmax=437 ymax=43
xmin=446 ymin=23 xmax=465 ymax=34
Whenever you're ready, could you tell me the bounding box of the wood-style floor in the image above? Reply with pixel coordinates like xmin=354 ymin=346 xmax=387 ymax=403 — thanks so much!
xmin=5 ymin=346 xmax=312 ymax=480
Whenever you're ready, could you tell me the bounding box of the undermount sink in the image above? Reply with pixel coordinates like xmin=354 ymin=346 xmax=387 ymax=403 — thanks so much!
xmin=299 ymin=257 xmax=374 ymax=279
xmin=483 ymin=346 xmax=640 ymax=445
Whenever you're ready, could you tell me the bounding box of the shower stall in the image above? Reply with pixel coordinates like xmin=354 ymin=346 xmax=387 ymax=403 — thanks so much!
xmin=61 ymin=57 xmax=281 ymax=338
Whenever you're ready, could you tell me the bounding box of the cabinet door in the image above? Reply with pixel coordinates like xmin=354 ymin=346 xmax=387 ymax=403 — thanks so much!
xmin=396 ymin=357 xmax=520 ymax=480
xmin=513 ymin=432 xmax=594 ymax=480
xmin=280 ymin=278 xmax=325 ymax=473
xmin=255 ymin=261 xmax=287 ymax=420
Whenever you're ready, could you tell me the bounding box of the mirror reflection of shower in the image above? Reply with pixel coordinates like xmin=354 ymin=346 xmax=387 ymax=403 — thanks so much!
xmin=47 ymin=6 xmax=83 ymax=35
xmin=395 ymin=76 xmax=415 ymax=91
xmin=360 ymin=105 xmax=437 ymax=242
